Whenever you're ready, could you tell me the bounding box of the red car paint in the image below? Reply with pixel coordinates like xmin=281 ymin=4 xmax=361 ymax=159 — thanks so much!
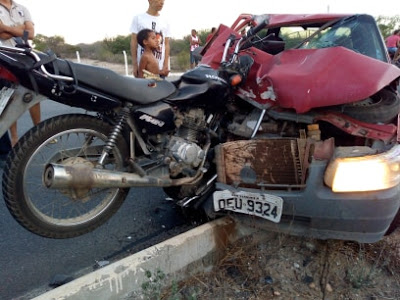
xmin=201 ymin=14 xmax=400 ymax=113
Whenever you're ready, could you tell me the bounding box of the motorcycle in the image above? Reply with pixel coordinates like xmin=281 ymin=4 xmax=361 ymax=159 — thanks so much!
xmin=1 ymin=13 xmax=400 ymax=241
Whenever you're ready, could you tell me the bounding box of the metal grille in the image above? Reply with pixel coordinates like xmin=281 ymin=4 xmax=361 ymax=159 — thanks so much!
xmin=216 ymin=138 xmax=304 ymax=189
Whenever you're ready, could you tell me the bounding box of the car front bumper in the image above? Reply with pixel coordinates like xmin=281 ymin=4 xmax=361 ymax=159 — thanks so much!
xmin=215 ymin=159 xmax=400 ymax=243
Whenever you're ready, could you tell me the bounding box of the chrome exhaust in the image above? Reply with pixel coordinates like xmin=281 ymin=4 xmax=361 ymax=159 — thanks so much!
xmin=43 ymin=162 xmax=173 ymax=189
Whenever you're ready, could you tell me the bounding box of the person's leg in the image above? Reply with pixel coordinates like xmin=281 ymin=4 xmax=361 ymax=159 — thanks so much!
xmin=10 ymin=122 xmax=18 ymax=147
xmin=0 ymin=132 xmax=11 ymax=168
xmin=190 ymin=51 xmax=194 ymax=69
xmin=0 ymin=132 xmax=11 ymax=156
xmin=29 ymin=103 xmax=41 ymax=126
xmin=393 ymin=48 xmax=400 ymax=61
xmin=0 ymin=132 xmax=12 ymax=166
xmin=388 ymin=47 xmax=397 ymax=60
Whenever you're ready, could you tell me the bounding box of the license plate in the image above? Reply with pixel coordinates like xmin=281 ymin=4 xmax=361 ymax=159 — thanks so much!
xmin=213 ymin=190 xmax=283 ymax=223
xmin=0 ymin=87 xmax=14 ymax=116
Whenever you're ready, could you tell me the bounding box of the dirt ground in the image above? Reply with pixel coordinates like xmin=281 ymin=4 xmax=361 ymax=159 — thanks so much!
xmin=75 ymin=59 xmax=183 ymax=76
xmin=162 ymin=227 xmax=400 ymax=300
xmin=76 ymin=59 xmax=128 ymax=75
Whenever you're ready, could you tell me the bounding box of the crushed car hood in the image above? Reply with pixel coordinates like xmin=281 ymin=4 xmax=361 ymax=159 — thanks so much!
xmin=256 ymin=47 xmax=400 ymax=113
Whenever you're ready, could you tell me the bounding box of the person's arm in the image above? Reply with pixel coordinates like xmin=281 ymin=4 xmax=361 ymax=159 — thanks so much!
xmin=0 ymin=22 xmax=22 ymax=39
xmin=24 ymin=21 xmax=35 ymax=39
xmin=130 ymin=33 xmax=139 ymax=77
xmin=0 ymin=21 xmax=34 ymax=39
xmin=138 ymin=55 xmax=146 ymax=78
xmin=160 ymin=37 xmax=170 ymax=77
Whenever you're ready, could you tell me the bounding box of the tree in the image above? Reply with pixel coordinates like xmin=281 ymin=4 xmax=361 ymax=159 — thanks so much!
xmin=376 ymin=15 xmax=400 ymax=38
xmin=103 ymin=35 xmax=131 ymax=54
xmin=33 ymin=34 xmax=79 ymax=57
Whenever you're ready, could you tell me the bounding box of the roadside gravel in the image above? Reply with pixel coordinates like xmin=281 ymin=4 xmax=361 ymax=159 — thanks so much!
xmin=163 ymin=228 xmax=400 ymax=299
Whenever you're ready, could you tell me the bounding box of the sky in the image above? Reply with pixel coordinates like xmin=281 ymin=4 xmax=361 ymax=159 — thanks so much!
xmin=17 ymin=0 xmax=399 ymax=45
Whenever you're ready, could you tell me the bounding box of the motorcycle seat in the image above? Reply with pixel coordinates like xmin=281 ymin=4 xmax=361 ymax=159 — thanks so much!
xmin=4 ymin=52 xmax=176 ymax=104
xmin=43 ymin=54 xmax=177 ymax=105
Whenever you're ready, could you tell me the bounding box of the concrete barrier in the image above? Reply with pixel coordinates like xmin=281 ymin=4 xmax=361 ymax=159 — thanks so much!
xmin=32 ymin=217 xmax=250 ymax=300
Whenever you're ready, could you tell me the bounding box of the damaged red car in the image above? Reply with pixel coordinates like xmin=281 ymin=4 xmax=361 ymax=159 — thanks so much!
xmin=200 ymin=13 xmax=400 ymax=243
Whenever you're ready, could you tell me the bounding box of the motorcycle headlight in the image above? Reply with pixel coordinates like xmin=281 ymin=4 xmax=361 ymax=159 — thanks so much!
xmin=324 ymin=145 xmax=400 ymax=192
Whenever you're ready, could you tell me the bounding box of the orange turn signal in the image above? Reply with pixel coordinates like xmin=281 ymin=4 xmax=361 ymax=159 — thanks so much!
xmin=230 ymin=75 xmax=242 ymax=86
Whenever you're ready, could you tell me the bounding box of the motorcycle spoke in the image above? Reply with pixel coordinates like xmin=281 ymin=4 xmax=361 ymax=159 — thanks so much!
xmin=22 ymin=126 xmax=122 ymax=226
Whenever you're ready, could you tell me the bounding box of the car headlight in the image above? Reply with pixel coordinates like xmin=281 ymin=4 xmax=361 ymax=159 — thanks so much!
xmin=324 ymin=145 xmax=400 ymax=192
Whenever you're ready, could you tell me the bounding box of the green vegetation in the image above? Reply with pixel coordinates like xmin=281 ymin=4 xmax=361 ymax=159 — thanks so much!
xmin=33 ymin=34 xmax=80 ymax=57
xmin=140 ymin=269 xmax=197 ymax=300
xmin=141 ymin=269 xmax=166 ymax=300
xmin=32 ymin=28 xmax=211 ymax=71
xmin=376 ymin=15 xmax=400 ymax=38
xmin=31 ymin=15 xmax=400 ymax=71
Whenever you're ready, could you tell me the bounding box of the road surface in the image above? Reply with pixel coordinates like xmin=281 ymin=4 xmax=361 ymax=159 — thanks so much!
xmin=0 ymin=97 xmax=195 ymax=299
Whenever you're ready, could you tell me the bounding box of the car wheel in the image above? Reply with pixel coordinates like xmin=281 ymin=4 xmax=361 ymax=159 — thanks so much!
xmin=341 ymin=88 xmax=400 ymax=123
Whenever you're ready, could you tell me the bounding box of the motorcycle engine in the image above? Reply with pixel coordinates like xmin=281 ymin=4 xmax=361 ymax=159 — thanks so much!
xmin=167 ymin=108 xmax=207 ymax=177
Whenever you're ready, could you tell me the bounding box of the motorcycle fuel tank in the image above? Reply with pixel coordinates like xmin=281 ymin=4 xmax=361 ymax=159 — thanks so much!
xmin=166 ymin=65 xmax=230 ymax=107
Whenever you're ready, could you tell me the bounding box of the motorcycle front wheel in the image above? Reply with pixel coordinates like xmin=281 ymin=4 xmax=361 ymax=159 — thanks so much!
xmin=3 ymin=114 xmax=129 ymax=238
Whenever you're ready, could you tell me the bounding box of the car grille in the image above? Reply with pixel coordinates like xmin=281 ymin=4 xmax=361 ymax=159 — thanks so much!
xmin=215 ymin=138 xmax=306 ymax=189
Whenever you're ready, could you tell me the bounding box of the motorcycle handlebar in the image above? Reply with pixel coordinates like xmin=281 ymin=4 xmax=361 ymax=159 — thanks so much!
xmin=246 ymin=18 xmax=268 ymax=38
xmin=221 ymin=34 xmax=238 ymax=63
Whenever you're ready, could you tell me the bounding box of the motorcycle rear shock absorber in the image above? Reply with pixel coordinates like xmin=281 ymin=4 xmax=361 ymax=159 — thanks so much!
xmin=97 ymin=103 xmax=132 ymax=167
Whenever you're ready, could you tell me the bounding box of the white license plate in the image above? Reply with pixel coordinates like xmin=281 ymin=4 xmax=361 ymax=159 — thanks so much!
xmin=0 ymin=87 xmax=14 ymax=116
xmin=213 ymin=190 xmax=283 ymax=223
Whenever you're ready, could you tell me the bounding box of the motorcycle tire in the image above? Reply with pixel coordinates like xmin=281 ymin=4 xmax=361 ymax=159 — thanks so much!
xmin=341 ymin=88 xmax=400 ymax=123
xmin=3 ymin=114 xmax=129 ymax=239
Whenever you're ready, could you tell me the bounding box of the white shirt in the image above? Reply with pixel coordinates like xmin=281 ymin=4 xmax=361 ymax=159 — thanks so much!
xmin=190 ymin=35 xmax=199 ymax=52
xmin=130 ymin=13 xmax=171 ymax=70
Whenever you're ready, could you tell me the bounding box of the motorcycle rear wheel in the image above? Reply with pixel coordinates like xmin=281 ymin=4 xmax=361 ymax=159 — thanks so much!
xmin=3 ymin=114 xmax=129 ymax=238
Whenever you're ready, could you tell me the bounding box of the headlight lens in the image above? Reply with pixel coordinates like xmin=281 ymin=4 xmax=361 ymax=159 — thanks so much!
xmin=324 ymin=145 xmax=400 ymax=192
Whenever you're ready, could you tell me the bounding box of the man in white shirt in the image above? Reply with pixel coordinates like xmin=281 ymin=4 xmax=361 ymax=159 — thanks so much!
xmin=0 ymin=0 xmax=40 ymax=147
xmin=130 ymin=0 xmax=171 ymax=78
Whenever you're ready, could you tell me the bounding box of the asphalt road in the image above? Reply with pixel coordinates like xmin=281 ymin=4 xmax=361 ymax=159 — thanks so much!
xmin=0 ymin=99 xmax=195 ymax=299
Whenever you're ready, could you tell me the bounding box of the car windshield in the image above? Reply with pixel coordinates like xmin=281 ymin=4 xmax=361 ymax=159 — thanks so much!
xmin=298 ymin=15 xmax=387 ymax=62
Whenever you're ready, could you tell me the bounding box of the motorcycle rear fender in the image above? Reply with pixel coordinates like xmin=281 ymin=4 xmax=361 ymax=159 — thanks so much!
xmin=0 ymin=85 xmax=46 ymax=137
xmin=0 ymin=60 xmax=123 ymax=112
xmin=48 ymin=84 xmax=122 ymax=111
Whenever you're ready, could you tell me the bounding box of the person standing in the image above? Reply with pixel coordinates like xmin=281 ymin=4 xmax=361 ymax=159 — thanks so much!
xmin=189 ymin=29 xmax=201 ymax=69
xmin=130 ymin=0 xmax=171 ymax=78
xmin=206 ymin=27 xmax=216 ymax=43
xmin=385 ymin=29 xmax=400 ymax=57
xmin=137 ymin=29 xmax=162 ymax=79
xmin=0 ymin=0 xmax=40 ymax=147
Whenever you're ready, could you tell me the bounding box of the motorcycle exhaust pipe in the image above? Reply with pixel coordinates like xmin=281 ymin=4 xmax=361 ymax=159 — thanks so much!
xmin=43 ymin=163 xmax=173 ymax=189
